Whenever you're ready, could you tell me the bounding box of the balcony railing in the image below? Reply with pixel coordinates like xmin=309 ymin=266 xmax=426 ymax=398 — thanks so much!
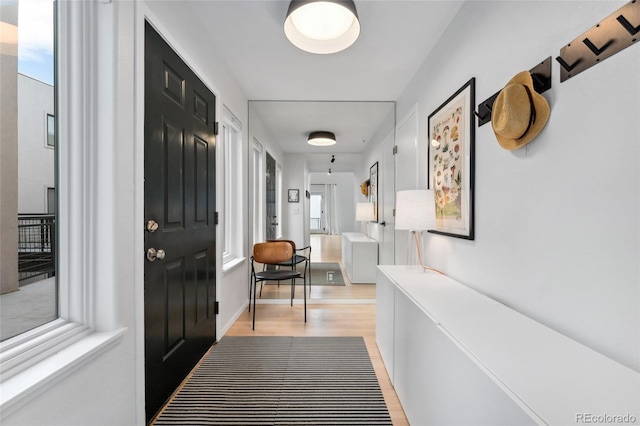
xmin=310 ymin=217 xmax=322 ymax=230
xmin=18 ymin=214 xmax=55 ymax=282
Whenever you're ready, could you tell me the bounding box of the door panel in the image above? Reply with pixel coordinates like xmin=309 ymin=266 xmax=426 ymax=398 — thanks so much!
xmin=266 ymin=152 xmax=276 ymax=240
xmin=144 ymin=22 xmax=217 ymax=422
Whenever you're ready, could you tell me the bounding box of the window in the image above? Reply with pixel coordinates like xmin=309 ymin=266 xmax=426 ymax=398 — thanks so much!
xmin=46 ymin=113 xmax=55 ymax=147
xmin=1 ymin=0 xmax=57 ymax=342
xmin=46 ymin=187 xmax=55 ymax=214
xmin=221 ymin=106 xmax=243 ymax=266
xmin=0 ymin=0 xmax=126 ymax=412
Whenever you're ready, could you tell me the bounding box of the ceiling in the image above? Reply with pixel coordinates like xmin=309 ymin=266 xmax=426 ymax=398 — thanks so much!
xmin=160 ymin=1 xmax=465 ymax=171
xmin=249 ymin=100 xmax=395 ymax=173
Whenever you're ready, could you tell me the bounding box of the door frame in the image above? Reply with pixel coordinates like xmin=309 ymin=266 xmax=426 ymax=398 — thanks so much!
xmin=394 ymin=104 xmax=419 ymax=264
xmin=134 ymin=10 xmax=224 ymax=423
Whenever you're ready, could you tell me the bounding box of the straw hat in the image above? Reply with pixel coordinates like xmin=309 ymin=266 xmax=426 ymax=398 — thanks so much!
xmin=491 ymin=71 xmax=550 ymax=150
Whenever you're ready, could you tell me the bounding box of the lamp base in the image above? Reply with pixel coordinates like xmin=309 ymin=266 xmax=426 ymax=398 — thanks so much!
xmin=361 ymin=221 xmax=369 ymax=239
xmin=405 ymin=230 xmax=425 ymax=272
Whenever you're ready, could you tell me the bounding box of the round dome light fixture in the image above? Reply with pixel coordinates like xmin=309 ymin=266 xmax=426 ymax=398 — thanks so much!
xmin=308 ymin=131 xmax=336 ymax=146
xmin=284 ymin=0 xmax=360 ymax=54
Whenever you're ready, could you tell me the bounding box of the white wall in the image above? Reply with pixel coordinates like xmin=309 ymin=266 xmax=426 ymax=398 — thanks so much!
xmin=17 ymin=75 xmax=54 ymax=214
xmin=396 ymin=0 xmax=639 ymax=371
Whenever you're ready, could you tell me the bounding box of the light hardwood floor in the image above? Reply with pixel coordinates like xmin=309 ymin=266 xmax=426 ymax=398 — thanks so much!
xmin=227 ymin=234 xmax=408 ymax=425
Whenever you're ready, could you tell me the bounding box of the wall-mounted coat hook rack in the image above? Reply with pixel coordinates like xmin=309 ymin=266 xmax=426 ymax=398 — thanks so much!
xmin=475 ymin=57 xmax=552 ymax=127
xmin=556 ymin=0 xmax=639 ymax=82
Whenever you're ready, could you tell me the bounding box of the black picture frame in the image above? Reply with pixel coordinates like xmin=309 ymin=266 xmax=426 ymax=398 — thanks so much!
xmin=369 ymin=162 xmax=379 ymax=222
xmin=427 ymin=77 xmax=475 ymax=240
xmin=288 ymin=189 xmax=299 ymax=203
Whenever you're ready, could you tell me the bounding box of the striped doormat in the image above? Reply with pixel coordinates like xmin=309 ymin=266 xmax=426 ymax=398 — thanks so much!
xmin=153 ymin=336 xmax=392 ymax=425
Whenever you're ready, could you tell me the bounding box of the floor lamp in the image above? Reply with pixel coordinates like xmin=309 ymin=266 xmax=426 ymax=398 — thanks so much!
xmin=395 ymin=190 xmax=438 ymax=272
xmin=355 ymin=202 xmax=375 ymax=238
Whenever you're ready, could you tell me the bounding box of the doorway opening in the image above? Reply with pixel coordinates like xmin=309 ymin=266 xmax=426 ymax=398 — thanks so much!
xmin=309 ymin=193 xmax=324 ymax=234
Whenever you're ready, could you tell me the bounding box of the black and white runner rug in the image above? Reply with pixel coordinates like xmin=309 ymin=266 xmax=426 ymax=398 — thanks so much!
xmin=153 ymin=336 xmax=392 ymax=425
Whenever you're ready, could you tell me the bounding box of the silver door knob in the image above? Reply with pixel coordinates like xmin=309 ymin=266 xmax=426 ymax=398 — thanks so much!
xmin=146 ymin=219 xmax=159 ymax=233
xmin=146 ymin=248 xmax=165 ymax=262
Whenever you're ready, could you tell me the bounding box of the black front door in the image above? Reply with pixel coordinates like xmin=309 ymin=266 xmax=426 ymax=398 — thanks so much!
xmin=144 ymin=22 xmax=217 ymax=422
xmin=266 ymin=152 xmax=276 ymax=239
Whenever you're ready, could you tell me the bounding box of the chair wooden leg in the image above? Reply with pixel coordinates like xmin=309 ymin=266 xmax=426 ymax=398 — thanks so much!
xmin=303 ymin=273 xmax=307 ymax=323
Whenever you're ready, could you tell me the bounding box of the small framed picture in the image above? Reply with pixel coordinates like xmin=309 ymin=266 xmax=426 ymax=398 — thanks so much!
xmin=288 ymin=189 xmax=299 ymax=203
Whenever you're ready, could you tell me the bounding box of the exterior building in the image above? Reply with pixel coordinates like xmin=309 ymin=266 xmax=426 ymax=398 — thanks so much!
xmin=17 ymin=74 xmax=55 ymax=214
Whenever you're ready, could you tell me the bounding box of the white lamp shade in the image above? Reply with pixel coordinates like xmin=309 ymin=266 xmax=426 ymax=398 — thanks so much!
xmin=395 ymin=190 xmax=435 ymax=231
xmin=355 ymin=202 xmax=375 ymax=222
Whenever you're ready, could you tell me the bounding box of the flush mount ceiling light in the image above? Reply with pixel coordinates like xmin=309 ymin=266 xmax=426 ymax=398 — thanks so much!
xmin=284 ymin=0 xmax=361 ymax=54
xmin=308 ymin=131 xmax=336 ymax=146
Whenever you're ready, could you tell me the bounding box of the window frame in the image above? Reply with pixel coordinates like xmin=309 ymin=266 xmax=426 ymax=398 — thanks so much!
xmin=0 ymin=1 xmax=126 ymax=416
xmin=251 ymin=138 xmax=264 ymax=246
xmin=221 ymin=106 xmax=244 ymax=268
xmin=45 ymin=113 xmax=55 ymax=148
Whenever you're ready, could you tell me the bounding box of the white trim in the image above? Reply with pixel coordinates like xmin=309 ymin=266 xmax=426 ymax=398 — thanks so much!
xmin=0 ymin=328 xmax=126 ymax=420
xmin=251 ymin=137 xmax=265 ymax=246
xmin=222 ymin=256 xmax=245 ymax=274
xmin=0 ymin=320 xmax=89 ymax=381
xmin=218 ymin=301 xmax=249 ymax=338
xmin=221 ymin=106 xmax=244 ymax=267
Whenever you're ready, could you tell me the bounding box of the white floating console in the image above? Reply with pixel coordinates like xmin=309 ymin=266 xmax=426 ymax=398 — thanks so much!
xmin=341 ymin=232 xmax=378 ymax=284
xmin=376 ymin=265 xmax=639 ymax=425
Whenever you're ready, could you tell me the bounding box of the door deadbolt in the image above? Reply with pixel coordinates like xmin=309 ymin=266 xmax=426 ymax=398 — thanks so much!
xmin=146 ymin=219 xmax=159 ymax=233
xmin=146 ymin=248 xmax=166 ymax=262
